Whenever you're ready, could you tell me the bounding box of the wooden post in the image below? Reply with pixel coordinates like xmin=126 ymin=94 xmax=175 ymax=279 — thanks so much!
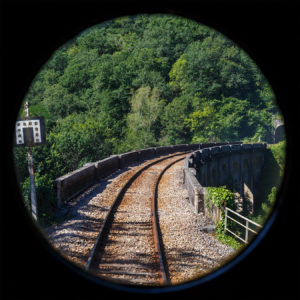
xmin=25 ymin=102 xmax=38 ymax=220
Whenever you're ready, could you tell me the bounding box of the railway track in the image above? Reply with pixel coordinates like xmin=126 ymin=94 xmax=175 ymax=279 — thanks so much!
xmin=85 ymin=152 xmax=189 ymax=286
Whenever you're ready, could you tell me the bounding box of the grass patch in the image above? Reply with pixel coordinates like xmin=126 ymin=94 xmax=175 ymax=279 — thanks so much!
xmin=215 ymin=232 xmax=242 ymax=250
xmin=205 ymin=186 xmax=242 ymax=250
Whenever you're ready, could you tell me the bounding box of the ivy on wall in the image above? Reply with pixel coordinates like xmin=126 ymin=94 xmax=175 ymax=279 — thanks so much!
xmin=206 ymin=186 xmax=241 ymax=249
xmin=206 ymin=186 xmax=236 ymax=211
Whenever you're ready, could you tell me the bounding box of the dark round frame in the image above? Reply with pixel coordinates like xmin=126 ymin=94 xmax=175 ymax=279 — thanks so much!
xmin=1 ymin=1 xmax=299 ymax=299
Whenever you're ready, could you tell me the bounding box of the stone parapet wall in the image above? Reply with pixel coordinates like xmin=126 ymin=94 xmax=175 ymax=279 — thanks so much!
xmin=95 ymin=155 xmax=119 ymax=179
xmin=183 ymin=142 xmax=266 ymax=219
xmin=54 ymin=143 xmax=202 ymax=207
xmin=54 ymin=163 xmax=96 ymax=208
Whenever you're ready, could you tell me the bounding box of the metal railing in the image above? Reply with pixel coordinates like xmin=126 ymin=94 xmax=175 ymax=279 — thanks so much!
xmin=224 ymin=207 xmax=263 ymax=244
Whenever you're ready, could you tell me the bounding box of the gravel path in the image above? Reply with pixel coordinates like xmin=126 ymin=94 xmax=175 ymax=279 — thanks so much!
xmin=44 ymin=153 xmax=236 ymax=286
xmin=158 ymin=160 xmax=235 ymax=285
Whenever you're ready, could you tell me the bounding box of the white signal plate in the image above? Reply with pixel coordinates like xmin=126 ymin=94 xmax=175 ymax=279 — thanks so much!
xmin=15 ymin=116 xmax=46 ymax=147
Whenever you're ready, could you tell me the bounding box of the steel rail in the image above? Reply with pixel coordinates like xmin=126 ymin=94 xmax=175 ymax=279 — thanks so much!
xmin=85 ymin=152 xmax=190 ymax=280
xmin=152 ymin=156 xmax=185 ymax=285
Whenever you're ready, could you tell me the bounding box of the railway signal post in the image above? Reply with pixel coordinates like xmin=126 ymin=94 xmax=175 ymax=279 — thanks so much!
xmin=15 ymin=102 xmax=46 ymax=220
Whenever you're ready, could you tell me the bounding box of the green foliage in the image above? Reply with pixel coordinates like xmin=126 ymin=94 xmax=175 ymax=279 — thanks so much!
xmin=21 ymin=173 xmax=56 ymax=214
xmin=161 ymin=95 xmax=192 ymax=144
xmin=48 ymin=111 xmax=112 ymax=172
xmin=170 ymin=36 xmax=260 ymax=101
xmin=169 ymin=54 xmax=188 ymax=94
xmin=206 ymin=186 xmax=241 ymax=249
xmin=215 ymin=229 xmax=242 ymax=250
xmin=13 ymin=14 xmax=281 ymax=227
xmin=269 ymin=140 xmax=286 ymax=176
xmin=206 ymin=186 xmax=236 ymax=210
xmin=268 ymin=186 xmax=277 ymax=204
xmin=21 ymin=177 xmax=31 ymax=210
xmin=186 ymin=104 xmax=217 ymax=143
xmin=252 ymin=186 xmax=277 ymax=225
xmin=13 ymin=147 xmax=28 ymax=184
xmin=251 ymin=141 xmax=285 ymax=225
xmin=122 ymin=86 xmax=165 ymax=151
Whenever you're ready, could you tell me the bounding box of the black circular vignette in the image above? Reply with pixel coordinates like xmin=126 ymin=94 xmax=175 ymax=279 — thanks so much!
xmin=1 ymin=0 xmax=299 ymax=299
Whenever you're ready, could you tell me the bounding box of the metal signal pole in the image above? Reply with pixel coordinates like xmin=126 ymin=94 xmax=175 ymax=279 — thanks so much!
xmin=24 ymin=102 xmax=38 ymax=220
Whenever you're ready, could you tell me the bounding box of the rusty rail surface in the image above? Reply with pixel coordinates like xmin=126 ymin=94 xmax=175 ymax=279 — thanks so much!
xmin=152 ymin=156 xmax=185 ymax=285
xmin=85 ymin=152 xmax=189 ymax=285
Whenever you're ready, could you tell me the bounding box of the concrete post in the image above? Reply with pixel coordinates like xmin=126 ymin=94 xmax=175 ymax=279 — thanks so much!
xmin=27 ymin=145 xmax=37 ymax=220
xmin=25 ymin=102 xmax=38 ymax=221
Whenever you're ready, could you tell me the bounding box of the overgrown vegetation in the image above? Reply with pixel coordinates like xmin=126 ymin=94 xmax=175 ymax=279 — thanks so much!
xmin=13 ymin=14 xmax=281 ymax=225
xmin=206 ymin=186 xmax=236 ymax=210
xmin=250 ymin=140 xmax=285 ymax=225
xmin=203 ymin=141 xmax=285 ymax=248
xmin=206 ymin=186 xmax=241 ymax=249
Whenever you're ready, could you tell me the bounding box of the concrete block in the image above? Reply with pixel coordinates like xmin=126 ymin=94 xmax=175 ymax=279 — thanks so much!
xmin=210 ymin=146 xmax=221 ymax=157
xmin=189 ymin=144 xmax=201 ymax=150
xmin=55 ymin=163 xmax=96 ymax=207
xmin=184 ymin=156 xmax=192 ymax=168
xmin=119 ymin=151 xmax=139 ymax=168
xmin=172 ymin=144 xmax=189 ymax=152
xmin=242 ymin=143 xmax=253 ymax=151
xmin=230 ymin=144 xmax=242 ymax=152
xmin=192 ymin=150 xmax=201 ymax=161
xmin=155 ymin=146 xmax=173 ymax=156
xmin=228 ymin=141 xmax=243 ymax=145
xmin=183 ymin=166 xmax=204 ymax=213
xmin=138 ymin=148 xmax=155 ymax=161
xmin=220 ymin=145 xmax=231 ymax=153
xmin=215 ymin=142 xmax=229 ymax=146
xmin=95 ymin=155 xmax=119 ymax=179
xmin=252 ymin=143 xmax=266 ymax=150
xmin=200 ymin=148 xmax=210 ymax=161
xmin=201 ymin=142 xmax=217 ymax=148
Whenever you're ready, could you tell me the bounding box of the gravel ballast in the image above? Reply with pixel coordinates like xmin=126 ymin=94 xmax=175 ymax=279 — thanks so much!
xmin=44 ymin=153 xmax=236 ymax=286
xmin=157 ymin=160 xmax=235 ymax=285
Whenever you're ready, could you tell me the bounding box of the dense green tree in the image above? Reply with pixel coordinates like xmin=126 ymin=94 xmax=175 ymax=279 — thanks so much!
xmin=122 ymin=86 xmax=165 ymax=151
xmin=13 ymin=14 xmax=281 ymax=223
xmin=48 ymin=111 xmax=112 ymax=172
xmin=186 ymin=104 xmax=217 ymax=142
xmin=161 ymin=95 xmax=193 ymax=144
xmin=169 ymin=36 xmax=261 ymax=101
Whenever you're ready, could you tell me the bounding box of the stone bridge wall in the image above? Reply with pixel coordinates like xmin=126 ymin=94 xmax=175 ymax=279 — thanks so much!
xmin=54 ymin=143 xmax=205 ymax=207
xmin=183 ymin=143 xmax=266 ymax=219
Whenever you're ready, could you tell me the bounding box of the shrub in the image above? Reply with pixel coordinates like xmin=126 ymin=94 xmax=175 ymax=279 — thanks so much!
xmin=21 ymin=173 xmax=57 ymax=220
xmin=250 ymin=141 xmax=285 ymax=225
xmin=206 ymin=186 xmax=236 ymax=211
xmin=269 ymin=140 xmax=286 ymax=177
xmin=206 ymin=186 xmax=241 ymax=249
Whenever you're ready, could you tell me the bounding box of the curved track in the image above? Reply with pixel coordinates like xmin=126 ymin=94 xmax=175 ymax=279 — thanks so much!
xmin=85 ymin=152 xmax=188 ymax=286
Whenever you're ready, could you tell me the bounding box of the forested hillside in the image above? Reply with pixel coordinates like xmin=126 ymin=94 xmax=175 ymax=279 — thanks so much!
xmin=13 ymin=14 xmax=280 ymax=219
